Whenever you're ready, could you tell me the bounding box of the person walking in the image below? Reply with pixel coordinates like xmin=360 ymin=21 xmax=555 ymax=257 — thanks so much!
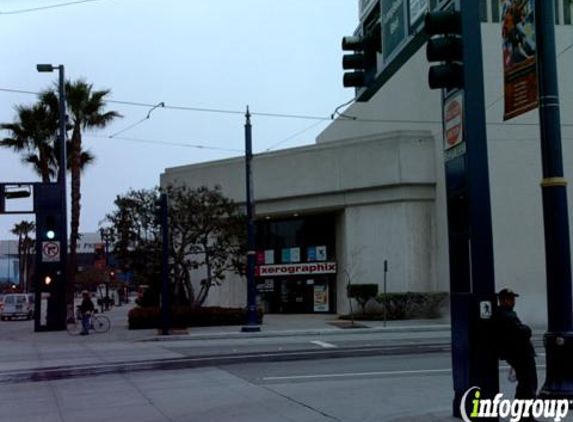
xmin=79 ymin=291 xmax=95 ymax=336
xmin=495 ymin=288 xmax=538 ymax=403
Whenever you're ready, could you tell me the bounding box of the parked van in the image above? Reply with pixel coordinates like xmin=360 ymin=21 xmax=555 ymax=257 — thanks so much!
xmin=0 ymin=294 xmax=34 ymax=320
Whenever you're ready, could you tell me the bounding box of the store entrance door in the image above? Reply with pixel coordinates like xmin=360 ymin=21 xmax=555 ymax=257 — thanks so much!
xmin=279 ymin=279 xmax=308 ymax=313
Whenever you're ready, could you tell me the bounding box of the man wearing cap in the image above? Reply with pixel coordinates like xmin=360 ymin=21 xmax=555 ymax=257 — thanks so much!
xmin=495 ymin=288 xmax=538 ymax=402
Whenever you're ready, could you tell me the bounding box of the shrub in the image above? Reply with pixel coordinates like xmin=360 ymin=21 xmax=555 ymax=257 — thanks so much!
xmin=347 ymin=284 xmax=379 ymax=314
xmin=341 ymin=292 xmax=448 ymax=320
xmin=128 ymin=305 xmax=264 ymax=330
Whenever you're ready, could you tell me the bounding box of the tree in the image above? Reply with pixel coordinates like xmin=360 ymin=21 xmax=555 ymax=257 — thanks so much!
xmin=43 ymin=80 xmax=121 ymax=297
xmin=0 ymin=102 xmax=58 ymax=183
xmin=104 ymin=185 xmax=246 ymax=308
xmin=10 ymin=221 xmax=35 ymax=292
xmin=166 ymin=185 xmax=246 ymax=307
xmin=104 ymin=188 xmax=162 ymax=302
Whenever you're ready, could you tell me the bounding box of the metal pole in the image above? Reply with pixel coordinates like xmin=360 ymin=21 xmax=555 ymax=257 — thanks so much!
xmin=383 ymin=260 xmax=388 ymax=328
xmin=160 ymin=193 xmax=170 ymax=335
xmin=58 ymin=65 xmax=69 ymax=330
xmin=242 ymin=106 xmax=260 ymax=332
xmin=535 ymin=0 xmax=573 ymax=400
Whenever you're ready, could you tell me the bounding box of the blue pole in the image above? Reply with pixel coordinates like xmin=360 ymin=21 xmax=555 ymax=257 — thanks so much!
xmin=242 ymin=107 xmax=260 ymax=332
xmin=535 ymin=0 xmax=573 ymax=400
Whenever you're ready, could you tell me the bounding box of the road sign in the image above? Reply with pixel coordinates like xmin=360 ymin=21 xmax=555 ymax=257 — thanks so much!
xmin=42 ymin=241 xmax=61 ymax=262
xmin=444 ymin=91 xmax=463 ymax=149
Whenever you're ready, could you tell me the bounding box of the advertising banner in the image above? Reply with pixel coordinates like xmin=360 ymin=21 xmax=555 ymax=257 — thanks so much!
xmin=502 ymin=0 xmax=538 ymax=120
xmin=314 ymin=283 xmax=330 ymax=312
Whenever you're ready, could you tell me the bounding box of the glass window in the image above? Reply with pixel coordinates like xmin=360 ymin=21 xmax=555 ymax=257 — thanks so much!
xmin=564 ymin=0 xmax=572 ymax=24
xmin=479 ymin=0 xmax=488 ymax=22
xmin=556 ymin=0 xmax=561 ymax=24
xmin=491 ymin=0 xmax=500 ymax=22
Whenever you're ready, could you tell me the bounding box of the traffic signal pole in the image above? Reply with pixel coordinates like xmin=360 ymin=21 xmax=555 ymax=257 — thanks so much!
xmin=426 ymin=1 xmax=498 ymax=417
xmin=535 ymin=0 xmax=573 ymax=400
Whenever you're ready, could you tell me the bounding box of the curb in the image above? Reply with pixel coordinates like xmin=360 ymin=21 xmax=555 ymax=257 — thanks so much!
xmin=0 ymin=341 xmax=451 ymax=384
xmin=136 ymin=324 xmax=453 ymax=342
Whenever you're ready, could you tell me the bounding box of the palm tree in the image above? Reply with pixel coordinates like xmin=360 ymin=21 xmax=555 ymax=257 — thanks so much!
xmin=44 ymin=80 xmax=121 ymax=296
xmin=0 ymin=103 xmax=58 ymax=183
xmin=10 ymin=221 xmax=35 ymax=292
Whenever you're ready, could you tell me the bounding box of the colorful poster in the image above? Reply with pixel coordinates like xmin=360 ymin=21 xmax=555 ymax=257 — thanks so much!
xmin=264 ymin=249 xmax=274 ymax=264
xmin=307 ymin=247 xmax=317 ymax=262
xmin=314 ymin=284 xmax=329 ymax=312
xmin=316 ymin=246 xmax=327 ymax=261
xmin=281 ymin=248 xmax=291 ymax=263
xmin=290 ymin=247 xmax=300 ymax=263
xmin=256 ymin=251 xmax=265 ymax=265
xmin=502 ymin=0 xmax=538 ymax=121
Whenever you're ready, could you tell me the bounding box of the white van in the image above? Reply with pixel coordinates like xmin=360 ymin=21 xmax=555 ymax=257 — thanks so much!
xmin=0 ymin=294 xmax=35 ymax=320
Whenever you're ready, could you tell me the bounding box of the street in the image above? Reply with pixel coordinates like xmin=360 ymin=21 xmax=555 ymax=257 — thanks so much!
xmin=0 ymin=350 xmax=549 ymax=422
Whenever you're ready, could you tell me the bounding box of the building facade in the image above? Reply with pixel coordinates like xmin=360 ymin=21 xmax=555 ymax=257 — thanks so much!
xmin=161 ymin=2 xmax=573 ymax=325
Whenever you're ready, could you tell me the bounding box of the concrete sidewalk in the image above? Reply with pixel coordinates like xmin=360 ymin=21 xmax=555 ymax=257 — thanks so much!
xmin=0 ymin=303 xmax=453 ymax=376
xmin=0 ymin=304 xmax=549 ymax=422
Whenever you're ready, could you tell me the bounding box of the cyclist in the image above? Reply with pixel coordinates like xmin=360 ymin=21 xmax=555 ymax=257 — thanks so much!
xmin=79 ymin=291 xmax=95 ymax=336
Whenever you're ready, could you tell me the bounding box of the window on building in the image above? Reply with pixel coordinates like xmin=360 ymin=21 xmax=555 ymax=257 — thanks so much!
xmin=555 ymin=0 xmax=561 ymax=24
xmin=479 ymin=0 xmax=488 ymax=22
xmin=491 ymin=0 xmax=500 ymax=22
xmin=565 ymin=0 xmax=572 ymax=24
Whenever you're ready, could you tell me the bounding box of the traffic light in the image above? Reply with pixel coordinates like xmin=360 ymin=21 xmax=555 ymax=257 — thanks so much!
xmin=424 ymin=10 xmax=463 ymax=90
xmin=342 ymin=23 xmax=381 ymax=88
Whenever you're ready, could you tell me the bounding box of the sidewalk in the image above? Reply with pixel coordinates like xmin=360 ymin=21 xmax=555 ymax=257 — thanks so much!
xmin=0 ymin=303 xmax=453 ymax=376
xmin=0 ymin=305 xmax=548 ymax=422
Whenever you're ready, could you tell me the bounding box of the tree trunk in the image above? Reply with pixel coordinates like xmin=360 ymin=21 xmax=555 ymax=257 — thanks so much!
xmin=68 ymin=125 xmax=83 ymax=304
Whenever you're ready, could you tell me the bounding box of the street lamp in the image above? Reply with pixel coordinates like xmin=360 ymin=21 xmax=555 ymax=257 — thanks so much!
xmin=241 ymin=107 xmax=260 ymax=332
xmin=36 ymin=63 xmax=69 ymax=325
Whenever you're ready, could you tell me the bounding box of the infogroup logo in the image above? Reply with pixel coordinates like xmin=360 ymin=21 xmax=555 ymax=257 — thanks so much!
xmin=460 ymin=387 xmax=571 ymax=422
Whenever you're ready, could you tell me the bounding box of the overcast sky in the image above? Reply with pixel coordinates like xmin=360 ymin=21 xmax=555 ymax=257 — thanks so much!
xmin=0 ymin=0 xmax=357 ymax=240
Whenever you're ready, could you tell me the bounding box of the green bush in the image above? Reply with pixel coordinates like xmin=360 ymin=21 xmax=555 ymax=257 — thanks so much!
xmin=128 ymin=306 xmax=264 ymax=330
xmin=341 ymin=291 xmax=448 ymax=321
xmin=347 ymin=284 xmax=379 ymax=313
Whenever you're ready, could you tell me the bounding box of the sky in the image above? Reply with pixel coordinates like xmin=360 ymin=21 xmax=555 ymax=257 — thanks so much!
xmin=0 ymin=0 xmax=358 ymax=240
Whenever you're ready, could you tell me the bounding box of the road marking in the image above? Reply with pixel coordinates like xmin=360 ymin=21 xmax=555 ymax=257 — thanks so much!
xmin=262 ymin=368 xmax=452 ymax=381
xmin=310 ymin=340 xmax=337 ymax=349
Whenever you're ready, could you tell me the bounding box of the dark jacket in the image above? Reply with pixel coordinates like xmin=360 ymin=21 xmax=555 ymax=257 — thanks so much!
xmin=494 ymin=307 xmax=535 ymax=361
xmin=79 ymin=297 xmax=95 ymax=315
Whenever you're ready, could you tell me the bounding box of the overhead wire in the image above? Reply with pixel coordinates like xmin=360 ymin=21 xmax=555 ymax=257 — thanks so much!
xmin=88 ymin=134 xmax=242 ymax=152
xmin=108 ymin=102 xmax=164 ymax=138
xmin=0 ymin=0 xmax=107 ymax=15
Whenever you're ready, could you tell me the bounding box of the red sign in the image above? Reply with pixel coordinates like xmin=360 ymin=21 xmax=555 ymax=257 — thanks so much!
xmin=444 ymin=93 xmax=463 ymax=150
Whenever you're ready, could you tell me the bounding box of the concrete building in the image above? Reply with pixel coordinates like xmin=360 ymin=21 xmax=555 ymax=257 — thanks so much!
xmin=161 ymin=1 xmax=573 ymax=325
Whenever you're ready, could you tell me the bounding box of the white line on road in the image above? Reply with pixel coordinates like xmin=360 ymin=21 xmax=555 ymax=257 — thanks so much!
xmin=263 ymin=368 xmax=452 ymax=381
xmin=310 ymin=340 xmax=337 ymax=349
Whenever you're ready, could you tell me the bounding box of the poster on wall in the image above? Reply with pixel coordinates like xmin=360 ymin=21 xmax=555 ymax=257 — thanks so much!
xmin=264 ymin=249 xmax=274 ymax=264
xmin=313 ymin=283 xmax=329 ymax=312
xmin=281 ymin=248 xmax=291 ymax=263
xmin=316 ymin=246 xmax=327 ymax=261
xmin=290 ymin=248 xmax=301 ymax=263
xmin=502 ymin=0 xmax=538 ymax=121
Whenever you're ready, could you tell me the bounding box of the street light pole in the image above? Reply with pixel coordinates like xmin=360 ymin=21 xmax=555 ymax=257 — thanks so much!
xmin=534 ymin=1 xmax=573 ymax=400
xmin=242 ymin=106 xmax=260 ymax=332
xmin=37 ymin=64 xmax=68 ymax=329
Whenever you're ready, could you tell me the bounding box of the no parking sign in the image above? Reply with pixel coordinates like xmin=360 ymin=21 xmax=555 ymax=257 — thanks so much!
xmin=42 ymin=241 xmax=61 ymax=262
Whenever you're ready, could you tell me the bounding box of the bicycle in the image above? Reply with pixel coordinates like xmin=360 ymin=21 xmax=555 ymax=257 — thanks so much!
xmin=66 ymin=308 xmax=111 ymax=335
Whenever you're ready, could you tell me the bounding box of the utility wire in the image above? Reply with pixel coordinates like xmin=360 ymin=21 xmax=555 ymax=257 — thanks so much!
xmin=0 ymin=0 xmax=107 ymax=15
xmin=90 ymin=134 xmax=242 ymax=152
xmin=1 ymin=87 xmax=573 ymax=127
xmin=264 ymin=120 xmax=327 ymax=152
xmin=108 ymin=102 xmax=164 ymax=138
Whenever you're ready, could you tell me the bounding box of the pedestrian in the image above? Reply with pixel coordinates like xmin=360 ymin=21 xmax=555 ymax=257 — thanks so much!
xmin=494 ymin=288 xmax=538 ymax=403
xmin=79 ymin=290 xmax=95 ymax=336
